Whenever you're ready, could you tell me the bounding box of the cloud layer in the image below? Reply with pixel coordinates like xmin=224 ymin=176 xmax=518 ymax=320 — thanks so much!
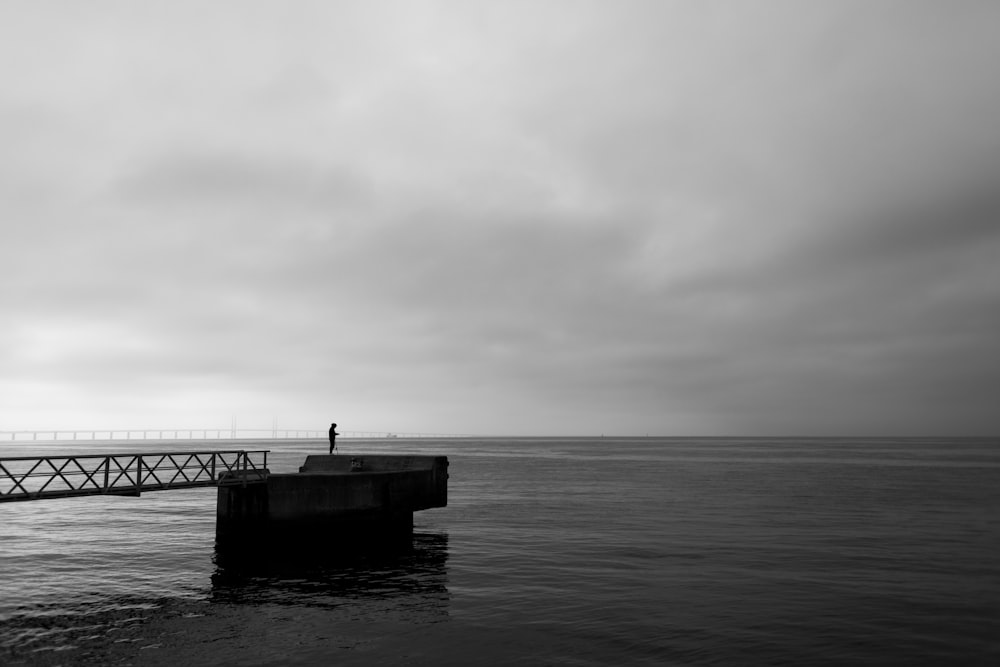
xmin=3 ymin=1 xmax=1000 ymax=435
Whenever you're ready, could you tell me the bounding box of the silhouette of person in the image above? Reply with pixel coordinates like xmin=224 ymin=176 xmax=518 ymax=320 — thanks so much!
xmin=329 ymin=423 xmax=338 ymax=454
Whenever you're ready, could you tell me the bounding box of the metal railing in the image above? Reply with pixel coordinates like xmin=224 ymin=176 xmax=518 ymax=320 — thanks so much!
xmin=0 ymin=450 xmax=269 ymax=503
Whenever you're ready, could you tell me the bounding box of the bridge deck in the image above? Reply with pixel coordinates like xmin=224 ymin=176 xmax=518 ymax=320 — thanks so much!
xmin=0 ymin=450 xmax=269 ymax=502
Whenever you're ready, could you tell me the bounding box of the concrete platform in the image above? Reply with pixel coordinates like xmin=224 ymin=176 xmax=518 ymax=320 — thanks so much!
xmin=216 ymin=454 xmax=448 ymax=543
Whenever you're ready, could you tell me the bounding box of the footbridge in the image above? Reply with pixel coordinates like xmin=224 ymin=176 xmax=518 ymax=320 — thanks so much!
xmin=0 ymin=450 xmax=269 ymax=503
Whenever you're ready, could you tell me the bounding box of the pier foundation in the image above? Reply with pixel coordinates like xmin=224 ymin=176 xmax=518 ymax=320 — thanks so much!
xmin=216 ymin=454 xmax=448 ymax=547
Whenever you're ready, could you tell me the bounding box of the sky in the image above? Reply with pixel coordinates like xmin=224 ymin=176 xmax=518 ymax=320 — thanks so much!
xmin=2 ymin=1 xmax=999 ymax=437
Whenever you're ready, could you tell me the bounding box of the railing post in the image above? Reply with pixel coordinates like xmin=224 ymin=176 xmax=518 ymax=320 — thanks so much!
xmin=104 ymin=456 xmax=110 ymax=492
xmin=136 ymin=455 xmax=142 ymax=496
xmin=211 ymin=453 xmax=216 ymax=481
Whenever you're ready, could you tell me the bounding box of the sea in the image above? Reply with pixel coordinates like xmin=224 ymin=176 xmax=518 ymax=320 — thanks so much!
xmin=1 ymin=437 xmax=998 ymax=666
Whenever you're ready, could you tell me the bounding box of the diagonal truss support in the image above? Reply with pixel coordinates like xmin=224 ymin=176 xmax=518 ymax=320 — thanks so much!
xmin=0 ymin=450 xmax=269 ymax=502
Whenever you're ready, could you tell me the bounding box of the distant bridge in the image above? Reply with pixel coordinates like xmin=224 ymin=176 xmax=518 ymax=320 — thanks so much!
xmin=0 ymin=450 xmax=269 ymax=503
xmin=0 ymin=429 xmax=474 ymax=442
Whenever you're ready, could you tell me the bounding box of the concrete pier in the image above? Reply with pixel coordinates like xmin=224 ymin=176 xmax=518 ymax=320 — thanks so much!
xmin=216 ymin=454 xmax=448 ymax=544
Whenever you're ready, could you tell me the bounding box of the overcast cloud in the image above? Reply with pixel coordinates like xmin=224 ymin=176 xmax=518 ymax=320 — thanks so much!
xmin=2 ymin=1 xmax=999 ymax=436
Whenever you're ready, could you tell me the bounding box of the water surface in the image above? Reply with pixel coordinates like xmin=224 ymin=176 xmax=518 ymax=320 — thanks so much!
xmin=2 ymin=437 xmax=998 ymax=665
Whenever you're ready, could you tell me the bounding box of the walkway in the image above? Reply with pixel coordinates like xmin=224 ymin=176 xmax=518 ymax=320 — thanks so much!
xmin=0 ymin=450 xmax=269 ymax=503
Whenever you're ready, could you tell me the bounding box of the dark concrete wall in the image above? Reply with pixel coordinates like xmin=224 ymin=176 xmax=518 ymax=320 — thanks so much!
xmin=216 ymin=455 xmax=448 ymax=529
xmin=216 ymin=478 xmax=268 ymax=522
xmin=266 ymin=469 xmax=445 ymax=520
xmin=300 ymin=454 xmax=446 ymax=473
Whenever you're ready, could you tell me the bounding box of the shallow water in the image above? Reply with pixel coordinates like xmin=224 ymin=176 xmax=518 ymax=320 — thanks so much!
xmin=2 ymin=437 xmax=998 ymax=665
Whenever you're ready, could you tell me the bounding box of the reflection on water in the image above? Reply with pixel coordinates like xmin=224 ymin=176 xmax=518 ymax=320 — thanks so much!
xmin=1 ymin=531 xmax=451 ymax=664
xmin=211 ymin=530 xmax=451 ymax=613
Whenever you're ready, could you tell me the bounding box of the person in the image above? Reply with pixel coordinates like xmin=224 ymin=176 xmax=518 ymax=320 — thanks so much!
xmin=328 ymin=423 xmax=339 ymax=454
